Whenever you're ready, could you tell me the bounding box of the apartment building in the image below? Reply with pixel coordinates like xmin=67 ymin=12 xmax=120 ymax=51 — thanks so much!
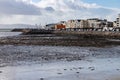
xmin=66 ymin=20 xmax=76 ymax=28
xmin=66 ymin=19 xmax=89 ymax=28
xmin=87 ymin=18 xmax=107 ymax=28
xmin=114 ymin=14 xmax=120 ymax=27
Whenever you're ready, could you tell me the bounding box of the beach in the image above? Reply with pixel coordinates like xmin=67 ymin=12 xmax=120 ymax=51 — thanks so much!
xmin=0 ymin=45 xmax=120 ymax=80
xmin=0 ymin=32 xmax=120 ymax=80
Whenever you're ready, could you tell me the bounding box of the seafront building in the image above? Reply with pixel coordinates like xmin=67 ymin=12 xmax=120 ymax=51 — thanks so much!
xmin=45 ymin=14 xmax=120 ymax=31
xmin=55 ymin=24 xmax=66 ymax=30
xmin=66 ymin=19 xmax=89 ymax=28
xmin=66 ymin=20 xmax=76 ymax=28
xmin=114 ymin=14 xmax=120 ymax=27
xmin=45 ymin=24 xmax=56 ymax=30
xmin=65 ymin=18 xmax=113 ymax=29
xmin=87 ymin=18 xmax=107 ymax=28
xmin=45 ymin=22 xmax=66 ymax=30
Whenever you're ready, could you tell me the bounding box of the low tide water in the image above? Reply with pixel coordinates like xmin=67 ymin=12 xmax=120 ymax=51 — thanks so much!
xmin=0 ymin=32 xmax=22 ymax=37
xmin=0 ymin=45 xmax=120 ymax=80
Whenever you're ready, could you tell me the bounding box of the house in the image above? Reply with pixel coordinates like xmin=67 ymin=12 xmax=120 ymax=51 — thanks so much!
xmin=55 ymin=24 xmax=66 ymax=30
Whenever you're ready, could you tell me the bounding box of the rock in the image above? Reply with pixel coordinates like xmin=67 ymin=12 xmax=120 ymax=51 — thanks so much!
xmin=57 ymin=73 xmax=62 ymax=74
xmin=116 ymin=69 xmax=120 ymax=71
xmin=40 ymin=78 xmax=44 ymax=80
xmin=76 ymin=72 xmax=80 ymax=74
xmin=73 ymin=67 xmax=78 ymax=70
xmin=88 ymin=67 xmax=95 ymax=71
xmin=64 ymin=69 xmax=67 ymax=70
xmin=0 ymin=71 xmax=2 ymax=73
xmin=78 ymin=67 xmax=84 ymax=69
xmin=70 ymin=69 xmax=73 ymax=70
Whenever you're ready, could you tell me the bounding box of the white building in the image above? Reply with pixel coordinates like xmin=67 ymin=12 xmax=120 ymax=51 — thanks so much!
xmin=66 ymin=20 xmax=76 ymax=28
xmin=87 ymin=18 xmax=107 ymax=28
xmin=114 ymin=14 xmax=120 ymax=27
xmin=117 ymin=14 xmax=120 ymax=27
xmin=62 ymin=18 xmax=113 ymax=29
xmin=66 ymin=19 xmax=89 ymax=28
xmin=59 ymin=21 xmax=66 ymax=26
xmin=45 ymin=24 xmax=56 ymax=30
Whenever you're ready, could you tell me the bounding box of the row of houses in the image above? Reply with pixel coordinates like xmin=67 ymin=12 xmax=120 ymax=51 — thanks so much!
xmin=45 ymin=14 xmax=120 ymax=31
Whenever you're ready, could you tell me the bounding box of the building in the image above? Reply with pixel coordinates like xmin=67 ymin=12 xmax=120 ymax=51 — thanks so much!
xmin=59 ymin=21 xmax=66 ymax=26
xmin=66 ymin=20 xmax=76 ymax=28
xmin=55 ymin=24 xmax=66 ymax=30
xmin=80 ymin=20 xmax=89 ymax=28
xmin=106 ymin=21 xmax=113 ymax=27
xmin=74 ymin=19 xmax=81 ymax=28
xmin=45 ymin=24 xmax=56 ymax=30
xmin=114 ymin=14 xmax=120 ymax=27
xmin=45 ymin=21 xmax=66 ymax=30
xmin=113 ymin=21 xmax=117 ymax=27
xmin=87 ymin=18 xmax=107 ymax=28
xmin=66 ymin=19 xmax=89 ymax=28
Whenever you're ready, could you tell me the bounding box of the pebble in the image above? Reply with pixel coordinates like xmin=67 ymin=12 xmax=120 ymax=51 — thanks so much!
xmin=70 ymin=69 xmax=73 ymax=70
xmin=40 ymin=78 xmax=44 ymax=80
xmin=64 ymin=69 xmax=67 ymax=70
xmin=73 ymin=67 xmax=78 ymax=70
xmin=76 ymin=72 xmax=80 ymax=74
xmin=78 ymin=67 xmax=84 ymax=69
xmin=0 ymin=71 xmax=2 ymax=73
xmin=57 ymin=73 xmax=62 ymax=74
xmin=116 ymin=69 xmax=120 ymax=71
xmin=88 ymin=67 xmax=95 ymax=71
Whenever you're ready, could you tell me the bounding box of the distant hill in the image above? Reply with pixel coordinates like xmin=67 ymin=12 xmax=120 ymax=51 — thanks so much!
xmin=0 ymin=24 xmax=39 ymax=29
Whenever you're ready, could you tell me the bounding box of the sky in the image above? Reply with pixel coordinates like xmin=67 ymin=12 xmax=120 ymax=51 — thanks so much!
xmin=0 ymin=0 xmax=120 ymax=26
xmin=83 ymin=0 xmax=120 ymax=8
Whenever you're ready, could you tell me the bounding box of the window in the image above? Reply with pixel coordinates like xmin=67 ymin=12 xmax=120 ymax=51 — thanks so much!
xmin=117 ymin=18 xmax=119 ymax=22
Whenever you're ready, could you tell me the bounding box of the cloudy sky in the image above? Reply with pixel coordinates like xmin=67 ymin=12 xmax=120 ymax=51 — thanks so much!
xmin=0 ymin=0 xmax=120 ymax=25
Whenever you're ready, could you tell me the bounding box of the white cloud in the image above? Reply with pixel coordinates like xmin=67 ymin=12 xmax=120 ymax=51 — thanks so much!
xmin=0 ymin=0 xmax=41 ymax=15
xmin=34 ymin=0 xmax=120 ymax=23
xmin=35 ymin=0 xmax=100 ymax=12
xmin=0 ymin=0 xmax=120 ymax=27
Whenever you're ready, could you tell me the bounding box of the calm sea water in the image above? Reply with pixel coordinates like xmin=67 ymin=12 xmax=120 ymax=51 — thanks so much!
xmin=0 ymin=32 xmax=22 ymax=37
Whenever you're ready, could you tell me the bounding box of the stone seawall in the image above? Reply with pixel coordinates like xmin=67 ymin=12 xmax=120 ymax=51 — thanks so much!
xmin=20 ymin=29 xmax=120 ymax=39
xmin=54 ymin=31 xmax=120 ymax=39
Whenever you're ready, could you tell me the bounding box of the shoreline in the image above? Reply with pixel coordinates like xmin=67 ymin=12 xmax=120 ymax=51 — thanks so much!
xmin=0 ymin=33 xmax=120 ymax=47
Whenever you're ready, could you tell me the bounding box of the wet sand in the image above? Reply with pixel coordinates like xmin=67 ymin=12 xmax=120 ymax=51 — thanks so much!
xmin=0 ymin=33 xmax=120 ymax=80
xmin=0 ymin=45 xmax=120 ymax=80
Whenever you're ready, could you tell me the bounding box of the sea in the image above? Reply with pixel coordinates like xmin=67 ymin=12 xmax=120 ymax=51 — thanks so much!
xmin=0 ymin=29 xmax=21 ymax=37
